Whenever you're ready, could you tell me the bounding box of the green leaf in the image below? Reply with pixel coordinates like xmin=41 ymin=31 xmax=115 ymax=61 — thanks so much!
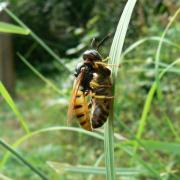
xmin=164 ymin=116 xmax=180 ymax=141
xmin=124 ymin=139 xmax=180 ymax=155
xmin=0 ymin=126 xmax=103 ymax=169
xmin=87 ymin=154 xmax=104 ymax=180
xmin=135 ymin=8 xmax=180 ymax=152
xmin=0 ymin=21 xmax=30 ymax=35
xmin=0 ymin=139 xmax=48 ymax=180
xmin=136 ymin=58 xmax=180 ymax=140
xmin=121 ymin=36 xmax=180 ymax=59
xmin=0 ymin=173 xmax=13 ymax=180
xmin=105 ymin=0 xmax=137 ymax=179
xmin=17 ymin=53 xmax=63 ymax=95
xmin=5 ymin=8 xmax=70 ymax=72
xmin=155 ymin=8 xmax=180 ymax=78
xmin=0 ymin=82 xmax=30 ymax=133
xmin=47 ymin=161 xmax=149 ymax=176
xmin=140 ymin=140 xmax=180 ymax=155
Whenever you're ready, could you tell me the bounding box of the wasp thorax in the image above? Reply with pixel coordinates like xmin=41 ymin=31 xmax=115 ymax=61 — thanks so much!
xmin=83 ymin=50 xmax=102 ymax=61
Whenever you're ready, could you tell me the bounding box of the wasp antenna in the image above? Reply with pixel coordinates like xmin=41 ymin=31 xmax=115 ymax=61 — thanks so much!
xmin=97 ymin=32 xmax=113 ymax=50
xmin=91 ymin=38 xmax=97 ymax=49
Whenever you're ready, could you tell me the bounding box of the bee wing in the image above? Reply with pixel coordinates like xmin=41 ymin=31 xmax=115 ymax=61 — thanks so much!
xmin=67 ymin=70 xmax=84 ymax=125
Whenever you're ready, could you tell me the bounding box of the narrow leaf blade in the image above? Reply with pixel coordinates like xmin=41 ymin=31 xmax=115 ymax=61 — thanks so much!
xmin=0 ymin=82 xmax=30 ymax=133
xmin=0 ymin=22 xmax=30 ymax=35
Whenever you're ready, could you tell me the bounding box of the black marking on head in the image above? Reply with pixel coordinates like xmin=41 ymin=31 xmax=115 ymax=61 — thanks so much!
xmin=80 ymin=121 xmax=87 ymax=126
xmin=74 ymin=105 xmax=82 ymax=109
xmin=77 ymin=114 xmax=85 ymax=118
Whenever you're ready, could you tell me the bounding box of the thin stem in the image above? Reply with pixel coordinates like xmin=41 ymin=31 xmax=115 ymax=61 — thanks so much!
xmin=4 ymin=8 xmax=71 ymax=73
xmin=0 ymin=139 xmax=48 ymax=180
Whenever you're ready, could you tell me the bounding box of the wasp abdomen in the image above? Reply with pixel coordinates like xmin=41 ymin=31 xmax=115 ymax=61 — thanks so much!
xmin=74 ymin=90 xmax=92 ymax=131
xmin=91 ymin=102 xmax=110 ymax=128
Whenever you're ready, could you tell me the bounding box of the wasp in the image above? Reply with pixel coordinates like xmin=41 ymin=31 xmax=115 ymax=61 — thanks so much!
xmin=68 ymin=35 xmax=113 ymax=131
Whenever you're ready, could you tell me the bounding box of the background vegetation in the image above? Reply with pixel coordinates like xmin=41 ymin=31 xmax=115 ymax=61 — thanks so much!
xmin=0 ymin=0 xmax=180 ymax=179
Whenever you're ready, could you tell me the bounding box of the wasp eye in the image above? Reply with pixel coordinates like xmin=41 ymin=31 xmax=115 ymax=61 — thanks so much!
xmin=74 ymin=63 xmax=85 ymax=77
xmin=83 ymin=50 xmax=102 ymax=61
xmin=83 ymin=53 xmax=90 ymax=60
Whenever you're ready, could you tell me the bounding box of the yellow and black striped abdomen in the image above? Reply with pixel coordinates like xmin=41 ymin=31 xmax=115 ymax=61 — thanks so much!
xmin=91 ymin=98 xmax=111 ymax=128
xmin=74 ymin=90 xmax=92 ymax=131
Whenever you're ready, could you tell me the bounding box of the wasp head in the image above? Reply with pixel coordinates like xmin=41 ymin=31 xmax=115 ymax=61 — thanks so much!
xmin=83 ymin=50 xmax=102 ymax=62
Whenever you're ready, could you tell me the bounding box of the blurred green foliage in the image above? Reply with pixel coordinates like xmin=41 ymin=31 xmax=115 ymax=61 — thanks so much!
xmin=0 ymin=0 xmax=180 ymax=179
xmin=9 ymin=0 xmax=180 ymax=73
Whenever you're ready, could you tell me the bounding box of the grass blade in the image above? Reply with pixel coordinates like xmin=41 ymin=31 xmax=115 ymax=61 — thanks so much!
xmin=0 ymin=21 xmax=30 ymax=34
xmin=135 ymin=7 xmax=180 ymax=153
xmin=154 ymin=7 xmax=180 ymax=102
xmin=135 ymin=58 xmax=180 ymax=151
xmin=124 ymin=139 xmax=180 ymax=155
xmin=17 ymin=53 xmax=63 ymax=95
xmin=0 ymin=126 xmax=104 ymax=169
xmin=121 ymin=36 xmax=180 ymax=59
xmin=105 ymin=0 xmax=137 ymax=179
xmin=88 ymin=154 xmax=104 ymax=180
xmin=116 ymin=117 xmax=162 ymax=178
xmin=0 ymin=82 xmax=30 ymax=133
xmin=0 ymin=173 xmax=13 ymax=180
xmin=155 ymin=8 xmax=180 ymax=78
xmin=47 ymin=161 xmax=149 ymax=176
xmin=4 ymin=8 xmax=71 ymax=73
xmin=140 ymin=140 xmax=180 ymax=155
xmin=164 ymin=116 xmax=180 ymax=141
xmin=0 ymin=139 xmax=48 ymax=180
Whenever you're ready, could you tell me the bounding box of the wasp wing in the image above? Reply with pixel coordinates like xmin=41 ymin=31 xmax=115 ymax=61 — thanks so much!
xmin=67 ymin=70 xmax=84 ymax=125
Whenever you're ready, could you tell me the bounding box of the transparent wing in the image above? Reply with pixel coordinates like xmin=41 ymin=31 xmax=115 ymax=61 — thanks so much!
xmin=67 ymin=70 xmax=84 ymax=125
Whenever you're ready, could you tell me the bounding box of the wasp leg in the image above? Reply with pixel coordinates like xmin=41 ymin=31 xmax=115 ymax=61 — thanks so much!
xmin=95 ymin=61 xmax=121 ymax=68
xmin=102 ymin=56 xmax=110 ymax=62
xmin=90 ymin=92 xmax=114 ymax=99
xmin=84 ymin=91 xmax=90 ymax=96
xmin=90 ymin=81 xmax=112 ymax=88
xmin=88 ymin=102 xmax=92 ymax=108
xmin=93 ymin=95 xmax=114 ymax=99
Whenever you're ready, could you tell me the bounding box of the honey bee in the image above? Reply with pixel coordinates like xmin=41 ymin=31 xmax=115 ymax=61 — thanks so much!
xmin=68 ymin=36 xmax=113 ymax=131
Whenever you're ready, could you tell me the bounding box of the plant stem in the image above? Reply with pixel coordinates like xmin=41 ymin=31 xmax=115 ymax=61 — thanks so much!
xmin=0 ymin=139 xmax=48 ymax=180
